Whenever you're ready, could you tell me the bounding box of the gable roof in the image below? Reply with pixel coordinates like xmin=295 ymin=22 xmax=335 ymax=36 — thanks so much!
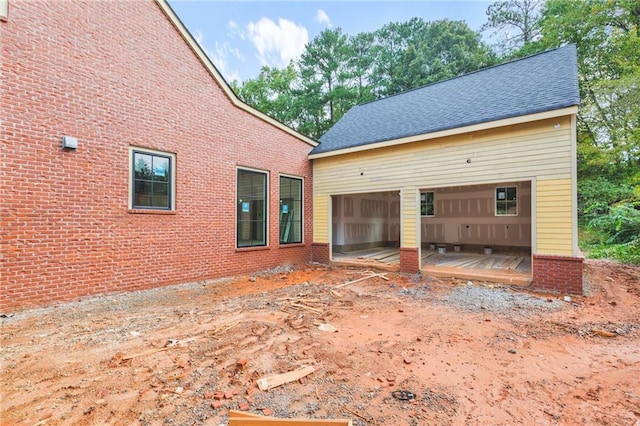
xmin=155 ymin=0 xmax=317 ymax=147
xmin=311 ymin=44 xmax=579 ymax=157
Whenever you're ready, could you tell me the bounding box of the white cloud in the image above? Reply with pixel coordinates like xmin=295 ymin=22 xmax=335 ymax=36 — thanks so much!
xmin=314 ymin=9 xmax=332 ymax=27
xmin=194 ymin=30 xmax=243 ymax=83
xmin=228 ymin=20 xmax=245 ymax=40
xmin=246 ymin=17 xmax=309 ymax=69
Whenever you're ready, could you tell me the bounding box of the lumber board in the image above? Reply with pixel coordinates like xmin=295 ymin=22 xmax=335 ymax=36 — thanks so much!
xmin=229 ymin=419 xmax=352 ymax=426
xmin=256 ymin=366 xmax=315 ymax=391
xmin=335 ymin=273 xmax=383 ymax=288
xmin=229 ymin=410 xmax=267 ymax=419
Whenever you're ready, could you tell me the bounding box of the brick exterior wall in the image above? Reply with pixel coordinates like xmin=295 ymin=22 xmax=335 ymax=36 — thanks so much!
xmin=532 ymin=254 xmax=584 ymax=295
xmin=399 ymin=248 xmax=420 ymax=274
xmin=311 ymin=243 xmax=330 ymax=265
xmin=1 ymin=1 xmax=313 ymax=311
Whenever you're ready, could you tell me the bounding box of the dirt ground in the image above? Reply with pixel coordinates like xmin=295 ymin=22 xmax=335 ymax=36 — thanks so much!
xmin=2 ymin=260 xmax=640 ymax=426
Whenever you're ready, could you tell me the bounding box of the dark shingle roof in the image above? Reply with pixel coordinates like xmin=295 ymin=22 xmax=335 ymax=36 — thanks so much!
xmin=311 ymin=44 xmax=579 ymax=155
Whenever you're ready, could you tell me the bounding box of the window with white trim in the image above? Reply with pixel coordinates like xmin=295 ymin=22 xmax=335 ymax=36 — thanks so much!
xmin=131 ymin=149 xmax=174 ymax=210
xmin=495 ymin=186 xmax=517 ymax=216
xmin=0 ymin=0 xmax=8 ymax=21
xmin=420 ymin=191 xmax=435 ymax=216
xmin=237 ymin=169 xmax=267 ymax=247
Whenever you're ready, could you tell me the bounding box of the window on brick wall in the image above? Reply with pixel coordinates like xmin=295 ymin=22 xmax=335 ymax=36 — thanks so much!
xmin=279 ymin=176 xmax=303 ymax=244
xmin=495 ymin=186 xmax=517 ymax=216
xmin=237 ymin=168 xmax=267 ymax=247
xmin=0 ymin=0 xmax=8 ymax=21
xmin=131 ymin=148 xmax=175 ymax=210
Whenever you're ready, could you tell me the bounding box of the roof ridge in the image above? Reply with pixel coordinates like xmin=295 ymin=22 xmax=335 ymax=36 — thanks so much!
xmin=358 ymin=44 xmax=575 ymax=107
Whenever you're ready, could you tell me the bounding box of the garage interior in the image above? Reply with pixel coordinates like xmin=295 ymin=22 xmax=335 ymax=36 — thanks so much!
xmin=331 ymin=183 xmax=532 ymax=285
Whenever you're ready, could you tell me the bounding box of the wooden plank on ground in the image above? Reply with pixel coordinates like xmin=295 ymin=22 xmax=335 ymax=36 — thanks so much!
xmin=229 ymin=411 xmax=266 ymax=419
xmin=335 ymin=273 xmax=385 ymax=288
xmin=229 ymin=410 xmax=353 ymax=425
xmin=229 ymin=418 xmax=352 ymax=426
xmin=256 ymin=366 xmax=315 ymax=391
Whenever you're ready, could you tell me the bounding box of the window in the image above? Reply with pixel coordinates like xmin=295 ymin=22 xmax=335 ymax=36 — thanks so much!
xmin=237 ymin=169 xmax=267 ymax=247
xmin=496 ymin=186 xmax=517 ymax=216
xmin=279 ymin=176 xmax=303 ymax=244
xmin=132 ymin=149 xmax=173 ymax=210
xmin=0 ymin=0 xmax=7 ymax=21
xmin=420 ymin=191 xmax=435 ymax=216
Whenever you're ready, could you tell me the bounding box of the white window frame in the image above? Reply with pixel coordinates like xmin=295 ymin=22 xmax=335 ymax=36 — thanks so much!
xmin=495 ymin=186 xmax=518 ymax=216
xmin=128 ymin=147 xmax=176 ymax=211
xmin=0 ymin=0 xmax=8 ymax=21
xmin=420 ymin=191 xmax=435 ymax=217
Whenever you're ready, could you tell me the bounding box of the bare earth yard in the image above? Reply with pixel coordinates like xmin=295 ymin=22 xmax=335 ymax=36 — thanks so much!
xmin=1 ymin=260 xmax=639 ymax=425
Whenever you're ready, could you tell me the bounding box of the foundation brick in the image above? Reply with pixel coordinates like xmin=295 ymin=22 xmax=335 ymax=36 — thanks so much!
xmin=311 ymin=243 xmax=330 ymax=264
xmin=532 ymin=254 xmax=584 ymax=295
xmin=399 ymin=247 xmax=420 ymax=274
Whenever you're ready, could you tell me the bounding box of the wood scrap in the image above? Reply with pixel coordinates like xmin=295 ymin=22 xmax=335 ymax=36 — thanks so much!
xmin=336 ymin=273 xmax=387 ymax=288
xmin=592 ymin=329 xmax=616 ymax=337
xmin=289 ymin=303 xmax=324 ymax=314
xmin=365 ymin=271 xmax=389 ymax=281
xmin=228 ymin=409 xmax=352 ymax=425
xmin=317 ymin=323 xmax=337 ymax=332
xmin=207 ymin=320 xmax=240 ymax=337
xmin=342 ymin=406 xmax=370 ymax=422
xmin=256 ymin=365 xmax=315 ymax=391
xmin=229 ymin=410 xmax=266 ymax=419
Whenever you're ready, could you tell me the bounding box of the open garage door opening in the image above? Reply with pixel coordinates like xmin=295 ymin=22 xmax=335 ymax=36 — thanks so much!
xmin=420 ymin=181 xmax=533 ymax=285
xmin=331 ymin=191 xmax=401 ymax=269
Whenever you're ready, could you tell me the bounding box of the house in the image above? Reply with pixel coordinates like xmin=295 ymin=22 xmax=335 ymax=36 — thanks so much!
xmin=1 ymin=0 xmax=316 ymax=311
xmin=309 ymin=45 xmax=583 ymax=294
xmin=1 ymin=0 xmax=583 ymax=313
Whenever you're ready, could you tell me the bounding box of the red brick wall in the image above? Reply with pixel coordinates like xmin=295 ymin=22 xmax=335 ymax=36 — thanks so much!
xmin=1 ymin=1 xmax=314 ymax=311
xmin=399 ymin=248 xmax=420 ymax=274
xmin=532 ymin=254 xmax=584 ymax=295
xmin=311 ymin=243 xmax=330 ymax=264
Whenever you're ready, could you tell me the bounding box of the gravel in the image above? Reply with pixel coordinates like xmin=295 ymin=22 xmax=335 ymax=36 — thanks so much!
xmin=439 ymin=283 xmax=566 ymax=316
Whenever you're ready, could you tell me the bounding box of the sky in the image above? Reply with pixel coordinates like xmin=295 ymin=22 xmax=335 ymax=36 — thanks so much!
xmin=167 ymin=1 xmax=494 ymax=84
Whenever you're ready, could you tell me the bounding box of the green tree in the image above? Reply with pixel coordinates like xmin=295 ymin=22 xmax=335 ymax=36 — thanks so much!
xmin=540 ymin=0 xmax=640 ymax=179
xmin=346 ymin=32 xmax=377 ymax=104
xmin=372 ymin=18 xmax=426 ymax=96
xmin=414 ymin=20 xmax=496 ymax=86
xmin=482 ymin=0 xmax=543 ymax=53
xmin=298 ymin=28 xmax=357 ymax=138
xmin=232 ymin=64 xmax=301 ymax=129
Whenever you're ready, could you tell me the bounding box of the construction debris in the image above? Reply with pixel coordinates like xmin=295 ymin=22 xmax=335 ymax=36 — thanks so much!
xmin=317 ymin=323 xmax=338 ymax=332
xmin=256 ymin=366 xmax=316 ymax=391
xmin=336 ymin=272 xmax=388 ymax=289
xmin=228 ymin=409 xmax=352 ymax=425
xmin=592 ymin=329 xmax=617 ymax=337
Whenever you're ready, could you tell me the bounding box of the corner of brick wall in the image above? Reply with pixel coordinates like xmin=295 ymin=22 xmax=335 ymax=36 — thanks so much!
xmin=311 ymin=242 xmax=330 ymax=264
xmin=532 ymin=254 xmax=584 ymax=295
xmin=399 ymin=247 xmax=420 ymax=274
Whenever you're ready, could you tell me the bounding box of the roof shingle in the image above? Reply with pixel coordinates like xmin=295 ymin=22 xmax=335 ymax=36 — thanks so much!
xmin=311 ymin=44 xmax=580 ymax=155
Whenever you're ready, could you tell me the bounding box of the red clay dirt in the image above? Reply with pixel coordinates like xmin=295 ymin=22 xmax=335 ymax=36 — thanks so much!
xmin=1 ymin=260 xmax=639 ymax=425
